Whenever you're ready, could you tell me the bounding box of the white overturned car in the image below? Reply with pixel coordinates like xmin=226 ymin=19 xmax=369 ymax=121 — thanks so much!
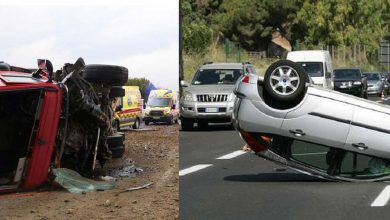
xmin=233 ymin=60 xmax=390 ymax=182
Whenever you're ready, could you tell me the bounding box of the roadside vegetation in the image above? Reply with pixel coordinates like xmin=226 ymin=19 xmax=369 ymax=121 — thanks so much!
xmin=182 ymin=0 xmax=390 ymax=80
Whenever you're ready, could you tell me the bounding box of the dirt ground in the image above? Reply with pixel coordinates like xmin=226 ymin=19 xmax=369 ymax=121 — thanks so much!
xmin=0 ymin=124 xmax=179 ymax=220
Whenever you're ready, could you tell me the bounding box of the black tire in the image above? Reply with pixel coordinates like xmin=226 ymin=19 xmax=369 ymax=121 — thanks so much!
xmin=167 ymin=116 xmax=174 ymax=125
xmin=132 ymin=118 xmax=140 ymax=129
xmin=198 ymin=121 xmax=208 ymax=130
xmin=264 ymin=60 xmax=307 ymax=102
xmin=83 ymin=64 xmax=128 ymax=85
xmin=181 ymin=118 xmax=194 ymax=131
xmin=107 ymin=134 xmax=124 ymax=148
xmin=110 ymin=145 xmax=125 ymax=158
xmin=109 ymin=86 xmax=125 ymax=98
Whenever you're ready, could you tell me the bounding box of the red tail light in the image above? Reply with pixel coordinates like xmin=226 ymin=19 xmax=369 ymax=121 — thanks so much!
xmin=239 ymin=129 xmax=267 ymax=153
xmin=242 ymin=75 xmax=250 ymax=83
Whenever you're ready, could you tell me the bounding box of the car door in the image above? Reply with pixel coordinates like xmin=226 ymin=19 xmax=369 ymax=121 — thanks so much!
xmin=281 ymin=92 xmax=353 ymax=149
xmin=345 ymin=106 xmax=390 ymax=159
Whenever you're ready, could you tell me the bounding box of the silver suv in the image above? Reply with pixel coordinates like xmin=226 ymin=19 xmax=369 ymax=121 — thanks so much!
xmin=180 ymin=62 xmax=256 ymax=130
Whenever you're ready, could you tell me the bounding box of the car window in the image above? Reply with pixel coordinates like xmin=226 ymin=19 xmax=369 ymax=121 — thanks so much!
xmin=290 ymin=140 xmax=331 ymax=170
xmin=296 ymin=62 xmax=324 ymax=77
xmin=334 ymin=69 xmax=360 ymax=79
xmin=363 ymin=73 xmax=380 ymax=80
xmin=147 ymin=97 xmax=170 ymax=107
xmin=192 ymin=69 xmax=243 ymax=85
xmin=339 ymin=152 xmax=390 ymax=179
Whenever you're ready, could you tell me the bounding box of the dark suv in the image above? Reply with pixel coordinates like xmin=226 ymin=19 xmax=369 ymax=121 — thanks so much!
xmin=333 ymin=68 xmax=367 ymax=98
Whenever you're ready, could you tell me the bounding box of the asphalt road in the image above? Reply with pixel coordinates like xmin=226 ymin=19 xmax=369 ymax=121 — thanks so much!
xmin=180 ymin=95 xmax=390 ymax=220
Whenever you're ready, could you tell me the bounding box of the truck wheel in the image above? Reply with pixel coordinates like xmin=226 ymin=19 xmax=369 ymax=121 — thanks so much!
xmin=107 ymin=134 xmax=125 ymax=158
xmin=132 ymin=118 xmax=140 ymax=129
xmin=264 ymin=60 xmax=307 ymax=102
xmin=167 ymin=116 xmax=174 ymax=125
xmin=82 ymin=64 xmax=128 ymax=86
xmin=181 ymin=118 xmax=194 ymax=131
xmin=109 ymin=86 xmax=125 ymax=98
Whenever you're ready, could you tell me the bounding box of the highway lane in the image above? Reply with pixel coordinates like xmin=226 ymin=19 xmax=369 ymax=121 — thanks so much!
xmin=180 ymin=95 xmax=390 ymax=220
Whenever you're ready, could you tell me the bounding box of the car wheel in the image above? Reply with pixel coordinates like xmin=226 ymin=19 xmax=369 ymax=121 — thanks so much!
xmin=198 ymin=121 xmax=208 ymax=130
xmin=132 ymin=118 xmax=140 ymax=129
xmin=181 ymin=118 xmax=194 ymax=131
xmin=264 ymin=60 xmax=307 ymax=102
xmin=82 ymin=64 xmax=128 ymax=86
xmin=109 ymin=86 xmax=125 ymax=98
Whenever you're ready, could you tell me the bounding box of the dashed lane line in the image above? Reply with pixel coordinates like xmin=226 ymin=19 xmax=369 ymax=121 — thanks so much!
xmin=179 ymin=164 xmax=213 ymax=176
xmin=216 ymin=150 xmax=247 ymax=159
xmin=371 ymin=185 xmax=390 ymax=207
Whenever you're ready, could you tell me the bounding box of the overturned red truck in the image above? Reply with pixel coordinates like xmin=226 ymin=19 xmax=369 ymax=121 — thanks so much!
xmin=0 ymin=58 xmax=128 ymax=193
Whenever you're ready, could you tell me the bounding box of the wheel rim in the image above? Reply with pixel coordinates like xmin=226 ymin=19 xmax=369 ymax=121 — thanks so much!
xmin=269 ymin=66 xmax=300 ymax=96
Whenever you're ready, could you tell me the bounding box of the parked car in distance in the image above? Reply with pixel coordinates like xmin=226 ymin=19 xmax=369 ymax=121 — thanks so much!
xmin=180 ymin=62 xmax=256 ymax=130
xmin=232 ymin=59 xmax=390 ymax=182
xmin=363 ymin=72 xmax=384 ymax=97
xmin=333 ymin=68 xmax=367 ymax=98
xmin=286 ymin=50 xmax=334 ymax=89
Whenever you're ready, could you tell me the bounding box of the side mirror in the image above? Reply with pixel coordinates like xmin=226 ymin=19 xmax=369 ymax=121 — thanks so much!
xmin=115 ymin=105 xmax=123 ymax=112
xmin=45 ymin=60 xmax=54 ymax=82
xmin=180 ymin=80 xmax=189 ymax=87
xmin=34 ymin=59 xmax=54 ymax=82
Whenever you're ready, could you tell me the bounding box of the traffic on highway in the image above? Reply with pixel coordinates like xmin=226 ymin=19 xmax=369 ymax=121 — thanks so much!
xmin=180 ymin=52 xmax=390 ymax=219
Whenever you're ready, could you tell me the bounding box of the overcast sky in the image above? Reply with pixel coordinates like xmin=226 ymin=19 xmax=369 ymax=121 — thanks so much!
xmin=0 ymin=0 xmax=179 ymax=89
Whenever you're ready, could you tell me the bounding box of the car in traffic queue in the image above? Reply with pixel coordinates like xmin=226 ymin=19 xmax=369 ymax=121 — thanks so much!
xmin=144 ymin=89 xmax=179 ymax=125
xmin=286 ymin=50 xmax=334 ymax=89
xmin=232 ymin=59 xmax=390 ymax=182
xmin=0 ymin=58 xmax=128 ymax=193
xmin=180 ymin=62 xmax=256 ymax=130
xmin=113 ymin=86 xmax=143 ymax=130
xmin=363 ymin=72 xmax=384 ymax=97
xmin=333 ymin=68 xmax=368 ymax=98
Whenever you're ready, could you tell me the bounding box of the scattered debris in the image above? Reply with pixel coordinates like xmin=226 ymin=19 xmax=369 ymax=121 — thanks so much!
xmin=116 ymin=182 xmax=154 ymax=195
xmin=53 ymin=168 xmax=117 ymax=193
xmin=108 ymin=165 xmax=143 ymax=178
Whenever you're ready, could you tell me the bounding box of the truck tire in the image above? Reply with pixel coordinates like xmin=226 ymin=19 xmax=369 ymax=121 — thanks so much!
xmin=181 ymin=118 xmax=194 ymax=131
xmin=264 ymin=60 xmax=307 ymax=102
xmin=109 ymin=86 xmax=125 ymax=98
xmin=83 ymin=64 xmax=128 ymax=86
xmin=132 ymin=117 xmax=140 ymax=129
xmin=107 ymin=134 xmax=125 ymax=158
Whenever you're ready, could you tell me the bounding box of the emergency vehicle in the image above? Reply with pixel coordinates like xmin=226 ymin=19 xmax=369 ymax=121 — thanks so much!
xmin=114 ymin=86 xmax=143 ymax=130
xmin=144 ymin=89 xmax=179 ymax=125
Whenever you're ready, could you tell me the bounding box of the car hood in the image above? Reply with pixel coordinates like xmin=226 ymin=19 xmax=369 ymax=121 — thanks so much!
xmin=185 ymin=84 xmax=234 ymax=94
xmin=367 ymin=80 xmax=380 ymax=85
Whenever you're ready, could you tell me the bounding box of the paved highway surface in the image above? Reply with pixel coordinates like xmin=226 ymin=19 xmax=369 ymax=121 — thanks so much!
xmin=180 ymin=95 xmax=390 ymax=220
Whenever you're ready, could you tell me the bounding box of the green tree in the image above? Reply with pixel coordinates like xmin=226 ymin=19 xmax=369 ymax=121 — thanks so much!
xmin=125 ymin=77 xmax=156 ymax=100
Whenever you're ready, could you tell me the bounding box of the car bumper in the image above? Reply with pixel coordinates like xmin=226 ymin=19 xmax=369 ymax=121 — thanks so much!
xmin=334 ymin=87 xmax=362 ymax=96
xmin=144 ymin=115 xmax=172 ymax=122
xmin=367 ymin=86 xmax=382 ymax=95
xmin=180 ymin=100 xmax=234 ymax=121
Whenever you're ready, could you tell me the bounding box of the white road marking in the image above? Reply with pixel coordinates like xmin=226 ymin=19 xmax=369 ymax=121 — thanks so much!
xmin=371 ymin=185 xmax=390 ymax=207
xmin=216 ymin=150 xmax=247 ymax=159
xmin=179 ymin=164 xmax=213 ymax=176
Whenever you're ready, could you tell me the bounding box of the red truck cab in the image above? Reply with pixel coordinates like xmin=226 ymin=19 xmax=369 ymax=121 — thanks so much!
xmin=0 ymin=66 xmax=62 ymax=192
